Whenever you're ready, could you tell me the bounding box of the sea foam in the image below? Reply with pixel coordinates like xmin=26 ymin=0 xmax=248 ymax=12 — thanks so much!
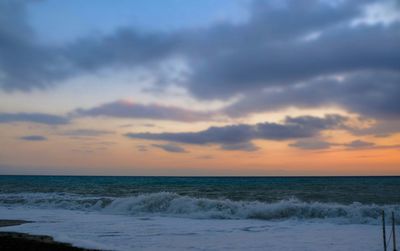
xmin=1 ymin=192 xmax=399 ymax=224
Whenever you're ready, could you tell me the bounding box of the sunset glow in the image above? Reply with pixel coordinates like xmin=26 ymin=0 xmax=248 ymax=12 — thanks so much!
xmin=0 ymin=0 xmax=399 ymax=176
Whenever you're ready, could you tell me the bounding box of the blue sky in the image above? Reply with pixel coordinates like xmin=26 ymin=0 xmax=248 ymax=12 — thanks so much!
xmin=28 ymin=0 xmax=249 ymax=44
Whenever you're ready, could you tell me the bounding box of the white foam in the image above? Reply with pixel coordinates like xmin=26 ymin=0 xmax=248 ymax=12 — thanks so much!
xmin=1 ymin=192 xmax=399 ymax=224
xmin=0 ymin=206 xmax=384 ymax=251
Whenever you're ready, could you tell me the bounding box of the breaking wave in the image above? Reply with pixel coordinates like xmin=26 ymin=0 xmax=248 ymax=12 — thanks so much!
xmin=1 ymin=192 xmax=399 ymax=224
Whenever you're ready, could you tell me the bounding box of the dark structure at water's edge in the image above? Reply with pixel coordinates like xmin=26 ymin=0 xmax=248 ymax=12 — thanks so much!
xmin=0 ymin=220 xmax=99 ymax=251
xmin=0 ymin=232 xmax=100 ymax=251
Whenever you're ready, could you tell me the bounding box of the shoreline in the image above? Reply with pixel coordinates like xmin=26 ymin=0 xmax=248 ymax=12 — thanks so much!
xmin=0 ymin=220 xmax=99 ymax=251
xmin=0 ymin=209 xmax=384 ymax=251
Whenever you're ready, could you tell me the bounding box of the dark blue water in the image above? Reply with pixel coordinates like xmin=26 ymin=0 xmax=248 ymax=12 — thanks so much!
xmin=1 ymin=176 xmax=399 ymax=223
xmin=1 ymin=175 xmax=399 ymax=204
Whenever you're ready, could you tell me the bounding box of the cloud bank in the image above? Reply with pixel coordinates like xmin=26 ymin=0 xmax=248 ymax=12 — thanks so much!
xmin=152 ymin=143 xmax=187 ymax=153
xmin=0 ymin=113 xmax=69 ymax=125
xmin=19 ymin=135 xmax=47 ymax=141
xmin=126 ymin=114 xmax=346 ymax=150
xmin=2 ymin=0 xmax=400 ymax=152
xmin=73 ymin=100 xmax=214 ymax=122
xmin=224 ymin=71 xmax=400 ymax=119
xmin=2 ymin=1 xmax=399 ymax=118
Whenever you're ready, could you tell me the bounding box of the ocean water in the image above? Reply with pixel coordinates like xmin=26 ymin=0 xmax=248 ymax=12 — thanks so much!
xmin=0 ymin=176 xmax=399 ymax=250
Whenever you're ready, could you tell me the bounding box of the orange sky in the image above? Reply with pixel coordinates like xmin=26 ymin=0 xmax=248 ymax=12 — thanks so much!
xmin=1 ymin=111 xmax=399 ymax=175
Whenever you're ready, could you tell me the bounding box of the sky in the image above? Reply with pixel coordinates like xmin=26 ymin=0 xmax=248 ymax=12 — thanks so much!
xmin=0 ymin=0 xmax=399 ymax=176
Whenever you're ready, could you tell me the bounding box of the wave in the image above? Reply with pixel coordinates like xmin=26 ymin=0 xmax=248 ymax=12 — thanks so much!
xmin=0 ymin=192 xmax=399 ymax=224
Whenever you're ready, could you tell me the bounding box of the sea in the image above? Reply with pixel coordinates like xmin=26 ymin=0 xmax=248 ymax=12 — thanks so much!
xmin=0 ymin=176 xmax=399 ymax=250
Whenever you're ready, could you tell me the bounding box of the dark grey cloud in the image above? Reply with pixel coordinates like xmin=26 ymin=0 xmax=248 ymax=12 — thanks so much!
xmin=19 ymin=135 xmax=47 ymax=141
xmin=345 ymin=140 xmax=376 ymax=149
xmin=182 ymin=0 xmax=399 ymax=100
xmin=0 ymin=112 xmax=69 ymax=125
xmin=2 ymin=0 xmax=398 ymax=99
xmin=220 ymin=142 xmax=259 ymax=152
xmin=289 ymin=139 xmax=333 ymax=150
xmin=2 ymin=0 xmax=399 ymax=133
xmin=289 ymin=139 xmax=399 ymax=151
xmin=338 ymin=140 xmax=400 ymax=151
xmin=126 ymin=114 xmax=346 ymax=150
xmin=73 ymin=100 xmax=214 ymax=122
xmin=152 ymin=143 xmax=187 ymax=153
xmin=0 ymin=1 xmax=71 ymax=91
xmin=60 ymin=129 xmax=113 ymax=137
xmin=65 ymin=29 xmax=177 ymax=73
xmin=0 ymin=1 xmax=177 ymax=91
xmin=225 ymin=71 xmax=400 ymax=119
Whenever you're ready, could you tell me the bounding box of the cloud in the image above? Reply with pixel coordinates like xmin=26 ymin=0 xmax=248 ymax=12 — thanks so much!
xmin=224 ymin=71 xmax=400 ymax=119
xmin=336 ymin=140 xmax=400 ymax=151
xmin=126 ymin=114 xmax=346 ymax=150
xmin=0 ymin=112 xmax=69 ymax=125
xmin=1 ymin=0 xmax=399 ymax=134
xmin=220 ymin=142 xmax=259 ymax=152
xmin=0 ymin=1 xmax=177 ymax=91
xmin=2 ymin=0 xmax=399 ymax=101
xmin=289 ymin=139 xmax=333 ymax=150
xmin=152 ymin=143 xmax=187 ymax=153
xmin=289 ymin=138 xmax=400 ymax=151
xmin=344 ymin=140 xmax=376 ymax=149
xmin=19 ymin=135 xmax=47 ymax=141
xmin=0 ymin=1 xmax=71 ymax=91
xmin=60 ymin=129 xmax=113 ymax=137
xmin=182 ymin=0 xmax=400 ymax=100
xmin=73 ymin=100 xmax=214 ymax=122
